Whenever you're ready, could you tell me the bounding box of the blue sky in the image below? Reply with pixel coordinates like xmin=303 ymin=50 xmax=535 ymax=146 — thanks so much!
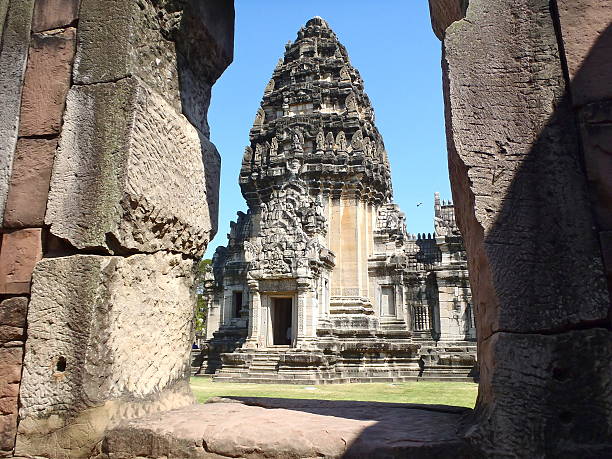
xmin=205 ymin=1 xmax=449 ymax=257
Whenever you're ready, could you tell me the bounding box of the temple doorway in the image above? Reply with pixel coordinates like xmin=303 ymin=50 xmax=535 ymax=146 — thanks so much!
xmin=271 ymin=298 xmax=293 ymax=346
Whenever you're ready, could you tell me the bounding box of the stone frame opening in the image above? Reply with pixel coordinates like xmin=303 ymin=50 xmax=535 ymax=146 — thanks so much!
xmin=0 ymin=0 xmax=609 ymax=457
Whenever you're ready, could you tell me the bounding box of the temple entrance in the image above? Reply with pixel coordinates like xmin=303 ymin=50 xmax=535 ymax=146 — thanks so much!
xmin=271 ymin=298 xmax=293 ymax=345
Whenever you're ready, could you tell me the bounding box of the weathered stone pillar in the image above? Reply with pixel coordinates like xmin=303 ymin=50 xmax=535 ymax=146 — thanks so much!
xmin=430 ymin=0 xmax=611 ymax=455
xmin=244 ymin=280 xmax=262 ymax=349
xmin=6 ymin=1 xmax=234 ymax=457
xmin=295 ymin=278 xmax=317 ymax=347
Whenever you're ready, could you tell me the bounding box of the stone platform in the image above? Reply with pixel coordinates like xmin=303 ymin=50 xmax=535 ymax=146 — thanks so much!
xmin=97 ymin=398 xmax=473 ymax=458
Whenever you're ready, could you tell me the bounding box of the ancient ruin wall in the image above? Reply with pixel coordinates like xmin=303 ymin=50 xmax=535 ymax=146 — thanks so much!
xmin=430 ymin=0 xmax=611 ymax=456
xmin=0 ymin=1 xmax=233 ymax=457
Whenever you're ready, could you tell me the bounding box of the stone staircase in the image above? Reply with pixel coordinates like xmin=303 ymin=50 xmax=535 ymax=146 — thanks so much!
xmin=416 ymin=340 xmax=478 ymax=382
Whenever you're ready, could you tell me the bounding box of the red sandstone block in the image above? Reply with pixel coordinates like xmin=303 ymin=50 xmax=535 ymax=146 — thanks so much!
xmin=0 ymin=348 xmax=23 ymax=370
xmin=0 ymin=397 xmax=18 ymax=416
xmin=0 ymin=413 xmax=18 ymax=452
xmin=557 ymin=0 xmax=612 ymax=106
xmin=18 ymin=27 xmax=76 ymax=136
xmin=3 ymin=138 xmax=57 ymax=228
xmin=0 ymin=229 xmax=43 ymax=294
xmin=0 ymin=298 xmax=28 ymax=328
xmin=32 ymin=0 xmax=80 ymax=32
xmin=0 ymin=381 xmax=19 ymax=400
xmin=0 ymin=327 xmax=23 ymax=342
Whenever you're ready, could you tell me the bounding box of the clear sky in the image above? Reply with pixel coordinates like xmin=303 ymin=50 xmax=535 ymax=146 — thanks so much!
xmin=205 ymin=0 xmax=449 ymax=257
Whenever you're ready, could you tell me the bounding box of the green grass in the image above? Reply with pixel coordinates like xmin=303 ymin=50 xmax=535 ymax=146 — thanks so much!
xmin=190 ymin=377 xmax=477 ymax=408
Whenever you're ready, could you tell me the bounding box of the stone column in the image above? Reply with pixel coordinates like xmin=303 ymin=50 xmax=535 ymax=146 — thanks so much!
xmin=429 ymin=0 xmax=611 ymax=455
xmin=11 ymin=1 xmax=234 ymax=457
xmin=244 ymin=279 xmax=261 ymax=349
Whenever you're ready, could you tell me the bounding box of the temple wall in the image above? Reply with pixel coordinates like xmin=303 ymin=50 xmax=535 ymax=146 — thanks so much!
xmin=328 ymin=197 xmax=378 ymax=301
xmin=430 ymin=0 xmax=611 ymax=455
xmin=0 ymin=1 xmax=234 ymax=457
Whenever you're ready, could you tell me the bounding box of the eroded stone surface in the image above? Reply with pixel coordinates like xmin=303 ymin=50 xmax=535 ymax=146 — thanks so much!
xmin=0 ymin=297 xmax=27 ymax=457
xmin=17 ymin=253 xmax=197 ymax=458
xmin=18 ymin=27 xmax=76 ymax=136
xmin=470 ymin=329 xmax=612 ymax=457
xmin=32 ymin=0 xmax=80 ymax=33
xmin=3 ymin=138 xmax=57 ymax=228
xmin=0 ymin=0 xmax=35 ymax=227
xmin=100 ymin=399 xmax=472 ymax=458
xmin=45 ymin=77 xmax=212 ymax=256
xmin=442 ymin=0 xmax=609 ymax=337
xmin=0 ymin=229 xmax=43 ymax=294
xmin=557 ymin=0 xmax=612 ymax=107
xmin=428 ymin=0 xmax=469 ymax=40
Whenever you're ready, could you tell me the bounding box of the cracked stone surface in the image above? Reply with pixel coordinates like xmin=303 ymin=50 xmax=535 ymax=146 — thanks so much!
xmin=45 ymin=77 xmax=213 ymax=257
xmin=99 ymin=398 xmax=472 ymax=458
xmin=16 ymin=253 xmax=197 ymax=458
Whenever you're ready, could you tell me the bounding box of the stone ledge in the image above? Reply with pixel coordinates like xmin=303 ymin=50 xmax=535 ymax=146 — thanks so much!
xmin=99 ymin=399 xmax=473 ymax=458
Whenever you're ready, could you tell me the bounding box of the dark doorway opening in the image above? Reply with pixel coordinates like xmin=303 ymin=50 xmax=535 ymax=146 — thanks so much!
xmin=272 ymin=298 xmax=292 ymax=345
xmin=232 ymin=291 xmax=242 ymax=318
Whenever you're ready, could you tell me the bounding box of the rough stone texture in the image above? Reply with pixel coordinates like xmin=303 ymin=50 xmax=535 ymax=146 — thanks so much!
xmin=428 ymin=0 xmax=469 ymax=40
xmin=0 ymin=0 xmax=35 ymax=227
xmin=436 ymin=0 xmax=612 ymax=455
xmin=32 ymin=0 xmax=80 ymax=33
xmin=16 ymin=253 xmax=197 ymax=458
xmin=0 ymin=297 xmax=27 ymax=457
xmin=0 ymin=1 xmax=9 ymax=39
xmin=18 ymin=27 xmax=77 ymax=136
xmin=557 ymin=0 xmax=612 ymax=107
xmin=470 ymin=329 xmax=612 ymax=457
xmin=3 ymin=138 xmax=57 ymax=228
xmin=0 ymin=297 xmax=28 ymax=329
xmin=579 ymin=101 xmax=612 ymax=233
xmin=99 ymin=399 xmax=472 ymax=458
xmin=557 ymin=1 xmax=612 ymax=298
xmin=0 ymin=229 xmax=43 ymax=294
xmin=442 ymin=0 xmax=609 ymax=338
xmin=45 ymin=77 xmax=212 ymax=256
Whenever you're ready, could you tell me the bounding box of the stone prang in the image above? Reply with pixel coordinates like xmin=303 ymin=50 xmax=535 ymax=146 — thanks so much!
xmin=200 ymin=17 xmax=476 ymax=383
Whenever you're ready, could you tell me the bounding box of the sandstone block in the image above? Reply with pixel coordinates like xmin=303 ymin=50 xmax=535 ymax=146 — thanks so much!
xmin=0 ymin=229 xmax=42 ymax=294
xmin=74 ymin=0 xmax=180 ymax=111
xmin=471 ymin=329 xmax=612 ymax=456
xmin=101 ymin=401 xmax=471 ymax=459
xmin=45 ymin=78 xmax=212 ymax=256
xmin=0 ymin=1 xmax=8 ymax=39
xmin=0 ymin=0 xmax=35 ymax=227
xmin=0 ymin=397 xmax=18 ymax=416
xmin=557 ymin=0 xmax=612 ymax=107
xmin=18 ymin=28 xmax=76 ymax=136
xmin=0 ymin=326 xmax=23 ymax=342
xmin=32 ymin=0 xmax=80 ymax=32
xmin=3 ymin=139 xmax=57 ymax=228
xmin=579 ymin=101 xmax=612 ymax=231
xmin=17 ymin=253 xmax=196 ymax=457
xmin=0 ymin=297 xmax=28 ymax=328
xmin=428 ymin=0 xmax=469 ymax=40
xmin=74 ymin=0 xmax=233 ymax=136
xmin=0 ymin=413 xmax=17 ymax=452
xmin=442 ymin=0 xmax=609 ymax=337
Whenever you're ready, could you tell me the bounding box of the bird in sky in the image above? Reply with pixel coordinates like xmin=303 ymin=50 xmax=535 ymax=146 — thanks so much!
xmin=416 ymin=202 xmax=423 ymax=207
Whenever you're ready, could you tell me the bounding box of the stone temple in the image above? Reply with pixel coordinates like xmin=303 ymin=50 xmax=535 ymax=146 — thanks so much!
xmin=199 ymin=17 xmax=477 ymax=382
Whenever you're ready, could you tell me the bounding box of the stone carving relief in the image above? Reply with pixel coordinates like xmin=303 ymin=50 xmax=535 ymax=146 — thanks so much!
xmin=254 ymin=107 xmax=265 ymax=127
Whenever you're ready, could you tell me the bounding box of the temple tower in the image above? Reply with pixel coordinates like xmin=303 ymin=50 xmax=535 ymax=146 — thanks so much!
xmin=202 ymin=17 xmax=476 ymax=382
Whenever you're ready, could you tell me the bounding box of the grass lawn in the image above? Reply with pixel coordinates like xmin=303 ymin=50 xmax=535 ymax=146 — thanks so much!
xmin=190 ymin=377 xmax=477 ymax=408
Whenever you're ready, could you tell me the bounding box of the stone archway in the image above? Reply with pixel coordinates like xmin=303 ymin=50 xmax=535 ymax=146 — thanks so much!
xmin=0 ymin=0 xmax=609 ymax=457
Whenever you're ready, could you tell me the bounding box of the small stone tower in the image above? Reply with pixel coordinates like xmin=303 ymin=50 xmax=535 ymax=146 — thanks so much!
xmin=201 ymin=18 xmax=476 ymax=382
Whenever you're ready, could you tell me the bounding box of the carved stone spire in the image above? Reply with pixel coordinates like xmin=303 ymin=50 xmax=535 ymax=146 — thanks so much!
xmin=240 ymin=17 xmax=393 ymax=206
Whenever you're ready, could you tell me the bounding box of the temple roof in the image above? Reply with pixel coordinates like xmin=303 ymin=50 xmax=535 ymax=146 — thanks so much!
xmin=240 ymin=17 xmax=393 ymax=206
